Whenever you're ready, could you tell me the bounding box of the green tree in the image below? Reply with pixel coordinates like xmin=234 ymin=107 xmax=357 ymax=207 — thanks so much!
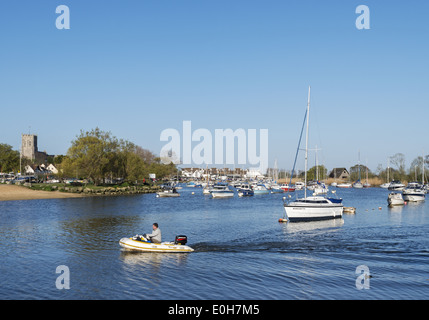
xmin=64 ymin=128 xmax=177 ymax=185
xmin=66 ymin=128 xmax=121 ymax=185
xmin=0 ymin=143 xmax=20 ymax=173
xmin=306 ymin=165 xmax=327 ymax=181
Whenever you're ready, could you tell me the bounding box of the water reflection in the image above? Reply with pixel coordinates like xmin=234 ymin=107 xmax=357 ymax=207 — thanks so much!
xmin=119 ymin=250 xmax=190 ymax=267
xmin=280 ymin=219 xmax=344 ymax=234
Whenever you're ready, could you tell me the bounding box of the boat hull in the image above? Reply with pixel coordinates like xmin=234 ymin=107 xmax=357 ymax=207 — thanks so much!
xmin=283 ymin=203 xmax=343 ymax=222
xmin=119 ymin=238 xmax=194 ymax=253
xmin=253 ymin=190 xmax=269 ymax=194
xmin=157 ymin=192 xmax=180 ymax=197
xmin=211 ymin=192 xmax=234 ymax=198
xmin=237 ymin=190 xmax=254 ymax=197
xmin=402 ymin=193 xmax=425 ymax=202
xmin=387 ymin=193 xmax=405 ymax=206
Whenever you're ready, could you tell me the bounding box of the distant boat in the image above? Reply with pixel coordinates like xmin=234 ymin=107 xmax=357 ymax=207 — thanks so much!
xmin=402 ymin=182 xmax=425 ymax=202
xmin=353 ymin=152 xmax=364 ymax=189
xmin=353 ymin=180 xmax=363 ymax=189
xmin=187 ymin=181 xmax=201 ymax=188
xmin=211 ymin=185 xmax=234 ymax=198
xmin=253 ymin=184 xmax=269 ymax=194
xmin=388 ymin=192 xmax=405 ymax=206
xmin=337 ymin=182 xmax=352 ymax=188
xmin=280 ymin=184 xmax=295 ymax=192
xmin=312 ymin=182 xmax=329 ymax=195
xmin=294 ymin=181 xmax=305 ymax=190
xmin=156 ymin=187 xmax=180 ymax=197
xmin=270 ymin=184 xmax=284 ymax=193
xmin=388 ymin=180 xmax=405 ymax=191
xmin=237 ymin=184 xmax=254 ymax=197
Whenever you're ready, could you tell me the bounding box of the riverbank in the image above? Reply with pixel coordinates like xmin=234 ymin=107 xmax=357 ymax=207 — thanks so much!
xmin=0 ymin=184 xmax=161 ymax=202
xmin=0 ymin=184 xmax=86 ymax=201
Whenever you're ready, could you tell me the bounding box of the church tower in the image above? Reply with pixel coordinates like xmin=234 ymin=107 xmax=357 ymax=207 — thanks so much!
xmin=21 ymin=134 xmax=38 ymax=160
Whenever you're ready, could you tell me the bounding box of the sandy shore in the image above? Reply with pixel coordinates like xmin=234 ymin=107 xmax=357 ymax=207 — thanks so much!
xmin=0 ymin=184 xmax=86 ymax=201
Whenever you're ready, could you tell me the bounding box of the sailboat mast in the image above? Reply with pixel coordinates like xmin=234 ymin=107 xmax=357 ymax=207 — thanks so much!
xmin=304 ymin=86 xmax=310 ymax=199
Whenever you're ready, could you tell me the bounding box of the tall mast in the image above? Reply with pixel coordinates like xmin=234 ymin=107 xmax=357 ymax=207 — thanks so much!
xmin=304 ymin=86 xmax=310 ymax=199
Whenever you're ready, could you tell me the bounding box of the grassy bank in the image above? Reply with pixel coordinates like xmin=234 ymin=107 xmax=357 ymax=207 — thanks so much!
xmin=26 ymin=183 xmax=161 ymax=195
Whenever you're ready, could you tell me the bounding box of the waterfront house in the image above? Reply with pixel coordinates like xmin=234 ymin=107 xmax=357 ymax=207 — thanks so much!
xmin=329 ymin=168 xmax=350 ymax=180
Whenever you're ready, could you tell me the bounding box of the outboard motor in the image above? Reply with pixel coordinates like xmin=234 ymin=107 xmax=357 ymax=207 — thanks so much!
xmin=174 ymin=235 xmax=188 ymax=245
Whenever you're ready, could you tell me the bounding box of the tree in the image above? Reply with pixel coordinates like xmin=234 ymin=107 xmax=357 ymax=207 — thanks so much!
xmin=66 ymin=128 xmax=122 ymax=185
xmin=390 ymin=153 xmax=406 ymax=180
xmin=306 ymin=165 xmax=327 ymax=181
xmin=349 ymin=164 xmax=372 ymax=181
xmin=64 ymin=128 xmax=177 ymax=185
xmin=0 ymin=143 xmax=20 ymax=173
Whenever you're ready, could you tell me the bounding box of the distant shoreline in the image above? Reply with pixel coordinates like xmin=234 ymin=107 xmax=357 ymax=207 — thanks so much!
xmin=0 ymin=183 xmax=161 ymax=202
xmin=0 ymin=184 xmax=86 ymax=202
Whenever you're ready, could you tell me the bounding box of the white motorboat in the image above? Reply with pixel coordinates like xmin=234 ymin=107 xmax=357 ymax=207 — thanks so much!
xmin=253 ymin=184 xmax=269 ymax=194
xmin=388 ymin=192 xmax=405 ymax=206
xmin=156 ymin=187 xmax=180 ymax=197
xmin=270 ymin=184 xmax=284 ymax=193
xmin=337 ymin=182 xmax=352 ymax=188
xmin=402 ymin=182 xmax=425 ymax=202
xmin=202 ymin=187 xmax=212 ymax=194
xmin=312 ymin=182 xmax=329 ymax=195
xmin=388 ymin=180 xmax=405 ymax=191
xmin=237 ymin=184 xmax=254 ymax=197
xmin=294 ymin=181 xmax=305 ymax=190
xmin=282 ymin=87 xmax=343 ymax=222
xmin=119 ymin=235 xmax=194 ymax=253
xmin=211 ymin=185 xmax=234 ymax=198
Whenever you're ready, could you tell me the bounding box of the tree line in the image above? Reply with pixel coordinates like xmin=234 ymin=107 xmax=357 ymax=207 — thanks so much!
xmin=268 ymin=153 xmax=429 ymax=183
xmin=0 ymin=128 xmax=177 ymax=184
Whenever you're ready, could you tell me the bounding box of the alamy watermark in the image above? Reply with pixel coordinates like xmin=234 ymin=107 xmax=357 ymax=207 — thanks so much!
xmin=355 ymin=265 xmax=370 ymax=290
xmin=159 ymin=121 xmax=269 ymax=173
xmin=56 ymin=265 xmax=70 ymax=290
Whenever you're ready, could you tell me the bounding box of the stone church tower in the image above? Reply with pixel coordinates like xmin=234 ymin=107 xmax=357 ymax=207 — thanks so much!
xmin=21 ymin=134 xmax=38 ymax=160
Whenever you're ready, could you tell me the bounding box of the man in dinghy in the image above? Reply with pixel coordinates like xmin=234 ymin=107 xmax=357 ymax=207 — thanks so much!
xmin=144 ymin=223 xmax=162 ymax=243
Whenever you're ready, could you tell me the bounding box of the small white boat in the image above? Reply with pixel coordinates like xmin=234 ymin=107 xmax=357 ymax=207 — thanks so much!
xmin=202 ymin=186 xmax=213 ymax=194
xmin=388 ymin=192 xmax=405 ymax=206
xmin=388 ymin=180 xmax=405 ymax=191
xmin=294 ymin=181 xmax=305 ymax=190
xmin=353 ymin=180 xmax=363 ymax=189
xmin=337 ymin=182 xmax=352 ymax=188
xmin=237 ymin=184 xmax=254 ymax=197
xmin=119 ymin=235 xmax=194 ymax=253
xmin=402 ymin=182 xmax=425 ymax=202
xmin=343 ymin=207 xmax=356 ymax=214
xmin=380 ymin=183 xmax=390 ymax=189
xmin=211 ymin=185 xmax=234 ymax=198
xmin=270 ymin=184 xmax=284 ymax=194
xmin=156 ymin=187 xmax=180 ymax=197
xmin=312 ymin=183 xmax=329 ymax=195
xmin=253 ymin=184 xmax=269 ymax=194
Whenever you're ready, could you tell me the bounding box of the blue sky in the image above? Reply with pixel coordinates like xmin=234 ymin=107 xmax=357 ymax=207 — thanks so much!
xmin=1 ymin=0 xmax=428 ymax=173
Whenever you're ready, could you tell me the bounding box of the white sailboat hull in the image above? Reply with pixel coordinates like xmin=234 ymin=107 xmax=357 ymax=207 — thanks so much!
xmin=284 ymin=200 xmax=343 ymax=222
xmin=211 ymin=191 xmax=234 ymax=198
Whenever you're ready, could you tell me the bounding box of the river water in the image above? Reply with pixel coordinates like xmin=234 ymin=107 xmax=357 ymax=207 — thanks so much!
xmin=0 ymin=187 xmax=428 ymax=300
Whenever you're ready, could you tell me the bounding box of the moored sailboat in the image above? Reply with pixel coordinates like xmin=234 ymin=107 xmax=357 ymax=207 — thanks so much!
xmin=282 ymin=87 xmax=343 ymax=222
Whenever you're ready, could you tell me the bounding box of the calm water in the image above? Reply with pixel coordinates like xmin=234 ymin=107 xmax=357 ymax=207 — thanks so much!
xmin=0 ymin=187 xmax=428 ymax=300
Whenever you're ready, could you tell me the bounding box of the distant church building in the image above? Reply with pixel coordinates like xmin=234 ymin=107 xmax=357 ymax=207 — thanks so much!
xmin=21 ymin=134 xmax=51 ymax=162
